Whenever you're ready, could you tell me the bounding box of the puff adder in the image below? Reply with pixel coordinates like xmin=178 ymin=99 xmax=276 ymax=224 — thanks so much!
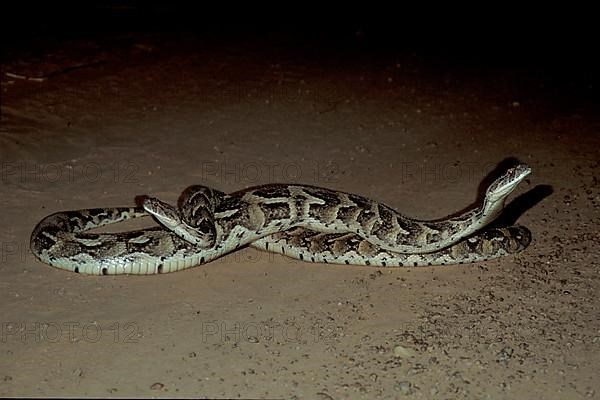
xmin=30 ymin=163 xmax=531 ymax=275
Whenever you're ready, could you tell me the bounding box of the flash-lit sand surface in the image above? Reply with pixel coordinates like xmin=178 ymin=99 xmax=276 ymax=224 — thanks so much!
xmin=1 ymin=27 xmax=599 ymax=398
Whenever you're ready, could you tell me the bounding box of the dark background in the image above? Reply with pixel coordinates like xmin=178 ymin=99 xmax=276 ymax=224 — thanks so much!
xmin=2 ymin=2 xmax=599 ymax=104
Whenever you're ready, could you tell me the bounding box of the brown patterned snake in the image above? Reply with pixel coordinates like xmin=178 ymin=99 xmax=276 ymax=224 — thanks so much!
xmin=30 ymin=164 xmax=531 ymax=275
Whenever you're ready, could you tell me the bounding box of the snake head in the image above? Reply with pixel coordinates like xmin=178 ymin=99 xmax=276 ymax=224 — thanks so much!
xmin=485 ymin=163 xmax=531 ymax=203
xmin=143 ymin=197 xmax=181 ymax=227
xmin=143 ymin=197 xmax=216 ymax=249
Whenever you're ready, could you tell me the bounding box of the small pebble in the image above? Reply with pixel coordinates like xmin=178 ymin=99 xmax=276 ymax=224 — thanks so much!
xmin=150 ymin=382 xmax=164 ymax=390
xmin=497 ymin=346 xmax=514 ymax=361
xmin=394 ymin=381 xmax=412 ymax=394
xmin=394 ymin=345 xmax=415 ymax=358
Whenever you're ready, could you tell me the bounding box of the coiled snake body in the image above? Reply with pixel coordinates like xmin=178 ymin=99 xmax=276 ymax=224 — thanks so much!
xmin=30 ymin=164 xmax=532 ymax=275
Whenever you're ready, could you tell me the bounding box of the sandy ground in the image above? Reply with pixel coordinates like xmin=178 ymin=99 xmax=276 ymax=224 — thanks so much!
xmin=1 ymin=33 xmax=599 ymax=399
